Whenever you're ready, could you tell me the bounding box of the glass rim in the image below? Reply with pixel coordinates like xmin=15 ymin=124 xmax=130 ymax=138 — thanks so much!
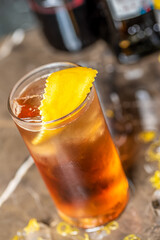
xmin=8 ymin=62 xmax=94 ymax=127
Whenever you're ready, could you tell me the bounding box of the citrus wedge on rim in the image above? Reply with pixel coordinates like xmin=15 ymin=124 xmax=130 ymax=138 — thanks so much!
xmin=32 ymin=66 xmax=98 ymax=145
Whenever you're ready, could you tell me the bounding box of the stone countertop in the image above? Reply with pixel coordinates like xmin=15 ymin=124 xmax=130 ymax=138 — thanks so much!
xmin=1 ymin=28 xmax=160 ymax=240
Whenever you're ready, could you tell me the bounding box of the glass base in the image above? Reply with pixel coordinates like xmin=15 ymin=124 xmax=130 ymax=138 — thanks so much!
xmin=58 ymin=194 xmax=129 ymax=229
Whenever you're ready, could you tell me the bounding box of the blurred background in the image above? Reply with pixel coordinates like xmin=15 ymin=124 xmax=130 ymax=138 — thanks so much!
xmin=0 ymin=0 xmax=36 ymax=37
xmin=1 ymin=0 xmax=160 ymax=63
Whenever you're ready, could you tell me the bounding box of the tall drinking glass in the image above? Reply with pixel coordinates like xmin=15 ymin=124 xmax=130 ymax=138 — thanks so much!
xmin=8 ymin=62 xmax=129 ymax=229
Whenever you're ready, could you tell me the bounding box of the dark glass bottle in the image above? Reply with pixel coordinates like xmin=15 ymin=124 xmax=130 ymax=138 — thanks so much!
xmin=28 ymin=0 xmax=99 ymax=52
xmin=98 ymin=0 xmax=160 ymax=63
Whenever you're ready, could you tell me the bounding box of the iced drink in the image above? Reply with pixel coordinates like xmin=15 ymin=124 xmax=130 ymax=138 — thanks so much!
xmin=9 ymin=62 xmax=129 ymax=228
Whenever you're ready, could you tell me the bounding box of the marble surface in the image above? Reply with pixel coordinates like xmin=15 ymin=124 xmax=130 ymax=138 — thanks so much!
xmin=1 ymin=28 xmax=160 ymax=240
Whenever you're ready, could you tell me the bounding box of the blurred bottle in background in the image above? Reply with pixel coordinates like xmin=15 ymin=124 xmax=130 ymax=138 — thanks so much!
xmin=100 ymin=61 xmax=160 ymax=171
xmin=97 ymin=0 xmax=160 ymax=64
xmin=27 ymin=0 xmax=99 ymax=52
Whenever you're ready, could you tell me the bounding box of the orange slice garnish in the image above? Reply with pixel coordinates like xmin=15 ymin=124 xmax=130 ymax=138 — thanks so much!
xmin=32 ymin=66 xmax=97 ymax=145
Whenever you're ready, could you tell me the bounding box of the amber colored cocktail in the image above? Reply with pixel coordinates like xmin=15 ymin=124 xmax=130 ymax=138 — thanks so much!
xmin=9 ymin=62 xmax=129 ymax=228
